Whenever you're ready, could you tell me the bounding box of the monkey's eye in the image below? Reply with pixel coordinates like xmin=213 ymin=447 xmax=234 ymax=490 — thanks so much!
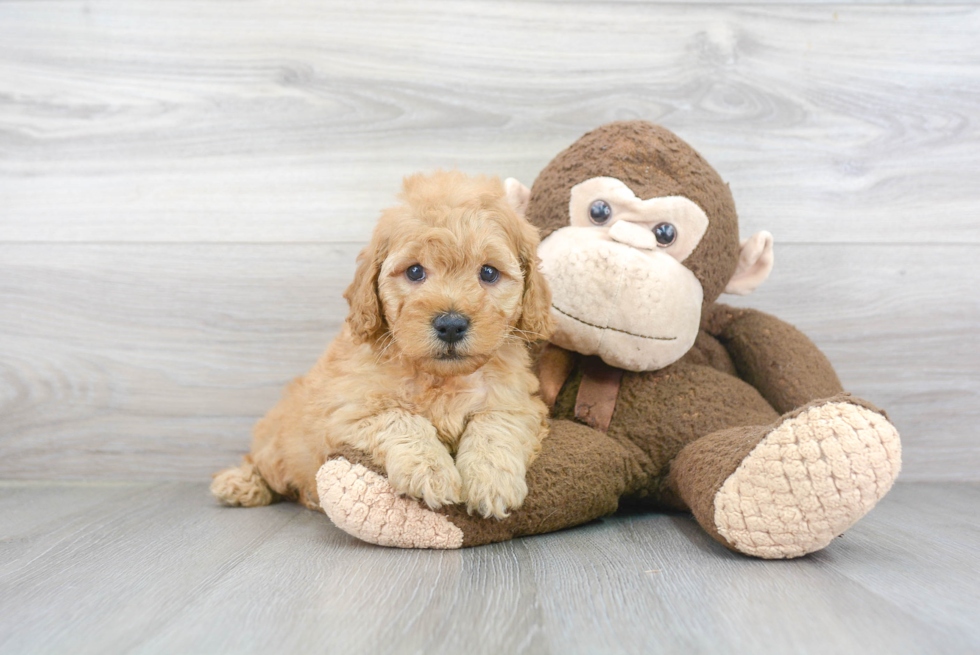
xmin=653 ymin=223 xmax=677 ymax=247
xmin=405 ymin=264 xmax=426 ymax=282
xmin=589 ymin=200 xmax=612 ymax=225
xmin=480 ymin=265 xmax=500 ymax=284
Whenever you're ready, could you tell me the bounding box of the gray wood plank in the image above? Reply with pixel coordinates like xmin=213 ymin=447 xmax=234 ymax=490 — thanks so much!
xmin=0 ymin=242 xmax=357 ymax=481
xmin=810 ymin=483 xmax=980 ymax=644
xmin=1 ymin=482 xmax=976 ymax=654
xmin=141 ymin=515 xmax=953 ymax=655
xmin=0 ymin=482 xmax=143 ymax=539
xmin=0 ymin=483 xmax=159 ymax=582
xmin=0 ymin=483 xmax=302 ymax=653
xmin=135 ymin=514 xmax=552 ymax=654
xmin=515 ymin=512 xmax=965 ymax=654
xmin=1 ymin=3 xmax=978 ymax=244
xmin=1 ymin=242 xmax=976 ymax=481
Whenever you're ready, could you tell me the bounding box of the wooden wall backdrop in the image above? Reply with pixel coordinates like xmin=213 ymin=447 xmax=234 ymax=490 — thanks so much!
xmin=1 ymin=1 xmax=978 ymax=482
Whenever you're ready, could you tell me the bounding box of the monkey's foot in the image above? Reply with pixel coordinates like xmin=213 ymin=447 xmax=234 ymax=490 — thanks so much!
xmin=712 ymin=399 xmax=902 ymax=559
xmin=316 ymin=458 xmax=463 ymax=549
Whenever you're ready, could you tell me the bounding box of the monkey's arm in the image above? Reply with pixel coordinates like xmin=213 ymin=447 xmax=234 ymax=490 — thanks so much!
xmin=702 ymin=303 xmax=843 ymax=414
xmin=317 ymin=419 xmax=639 ymax=549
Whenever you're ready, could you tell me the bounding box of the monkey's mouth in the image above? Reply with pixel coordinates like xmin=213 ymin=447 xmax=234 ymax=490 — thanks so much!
xmin=551 ymin=304 xmax=677 ymax=341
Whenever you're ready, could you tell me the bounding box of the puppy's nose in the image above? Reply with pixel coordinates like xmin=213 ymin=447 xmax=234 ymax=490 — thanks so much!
xmin=432 ymin=312 xmax=470 ymax=344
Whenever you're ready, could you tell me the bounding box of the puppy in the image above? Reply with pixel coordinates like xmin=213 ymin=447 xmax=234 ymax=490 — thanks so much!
xmin=211 ymin=171 xmax=555 ymax=519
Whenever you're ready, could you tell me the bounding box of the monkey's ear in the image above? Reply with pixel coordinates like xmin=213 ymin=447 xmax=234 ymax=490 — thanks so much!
xmin=724 ymin=231 xmax=774 ymax=296
xmin=504 ymin=178 xmax=531 ymax=216
xmin=343 ymin=237 xmax=388 ymax=344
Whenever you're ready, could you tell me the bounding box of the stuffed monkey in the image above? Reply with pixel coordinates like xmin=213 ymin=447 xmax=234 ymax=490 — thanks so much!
xmin=316 ymin=121 xmax=901 ymax=559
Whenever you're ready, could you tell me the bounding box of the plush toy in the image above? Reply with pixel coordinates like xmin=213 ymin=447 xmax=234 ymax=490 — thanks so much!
xmin=315 ymin=121 xmax=902 ymax=558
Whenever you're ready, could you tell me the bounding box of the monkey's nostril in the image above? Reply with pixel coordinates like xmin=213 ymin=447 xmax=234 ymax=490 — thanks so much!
xmin=432 ymin=312 xmax=470 ymax=344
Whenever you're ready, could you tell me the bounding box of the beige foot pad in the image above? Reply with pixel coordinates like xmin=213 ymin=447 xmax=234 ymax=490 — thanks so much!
xmin=713 ymin=402 xmax=901 ymax=559
xmin=316 ymin=458 xmax=464 ymax=549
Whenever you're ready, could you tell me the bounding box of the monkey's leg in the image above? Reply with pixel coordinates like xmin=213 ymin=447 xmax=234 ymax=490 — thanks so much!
xmin=316 ymin=420 xmax=644 ymax=548
xmin=703 ymin=304 xmax=845 ymax=414
xmin=666 ymin=394 xmax=901 ymax=559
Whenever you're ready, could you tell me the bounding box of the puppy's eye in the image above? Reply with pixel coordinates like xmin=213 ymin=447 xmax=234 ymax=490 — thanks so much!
xmin=589 ymin=200 xmax=612 ymax=225
xmin=479 ymin=265 xmax=500 ymax=284
xmin=653 ymin=222 xmax=676 ymax=247
xmin=405 ymin=264 xmax=426 ymax=282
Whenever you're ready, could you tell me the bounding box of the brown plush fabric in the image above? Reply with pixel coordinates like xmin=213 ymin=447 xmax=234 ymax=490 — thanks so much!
xmin=331 ymin=444 xmax=388 ymax=478
xmin=666 ymin=424 xmax=770 ymax=548
xmin=703 ymin=304 xmax=844 ymax=414
xmin=456 ymin=419 xmax=642 ymax=546
xmin=682 ymin=330 xmax=739 ymax=377
xmin=553 ymin=359 xmax=780 ymax=503
xmin=525 ymin=121 xmax=741 ymax=307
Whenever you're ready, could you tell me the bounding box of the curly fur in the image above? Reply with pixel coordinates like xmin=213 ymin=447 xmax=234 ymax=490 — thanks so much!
xmin=211 ymin=170 xmax=554 ymax=519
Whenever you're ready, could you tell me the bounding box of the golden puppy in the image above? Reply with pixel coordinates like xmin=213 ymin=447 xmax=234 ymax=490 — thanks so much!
xmin=212 ymin=171 xmax=554 ymax=519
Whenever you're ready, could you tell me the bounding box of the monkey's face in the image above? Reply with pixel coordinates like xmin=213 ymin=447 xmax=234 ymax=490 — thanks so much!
xmin=537 ymin=177 xmax=709 ymax=372
xmin=509 ymin=121 xmax=775 ymax=373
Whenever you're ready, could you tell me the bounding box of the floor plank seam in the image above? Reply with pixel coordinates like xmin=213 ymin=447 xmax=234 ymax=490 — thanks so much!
xmin=125 ymin=507 xmax=307 ymax=652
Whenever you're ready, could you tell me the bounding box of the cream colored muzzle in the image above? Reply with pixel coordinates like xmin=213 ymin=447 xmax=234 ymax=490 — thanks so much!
xmin=538 ymin=226 xmax=703 ymax=372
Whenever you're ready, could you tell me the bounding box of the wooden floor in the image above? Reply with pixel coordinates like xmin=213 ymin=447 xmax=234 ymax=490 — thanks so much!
xmin=0 ymin=482 xmax=977 ymax=654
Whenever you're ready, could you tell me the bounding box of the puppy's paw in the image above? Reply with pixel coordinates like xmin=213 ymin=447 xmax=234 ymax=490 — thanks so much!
xmin=386 ymin=445 xmax=463 ymax=510
xmin=457 ymin=455 xmax=528 ymax=520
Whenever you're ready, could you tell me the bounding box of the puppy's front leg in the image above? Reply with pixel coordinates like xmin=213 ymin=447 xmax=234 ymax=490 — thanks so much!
xmin=353 ymin=410 xmax=462 ymax=510
xmin=456 ymin=410 xmax=545 ymax=519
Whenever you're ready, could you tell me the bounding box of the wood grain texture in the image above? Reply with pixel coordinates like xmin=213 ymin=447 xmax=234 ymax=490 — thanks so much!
xmin=1 ymin=2 xmax=979 ymax=244
xmin=1 ymin=482 xmax=977 ymax=653
xmin=0 ymin=242 xmax=976 ymax=481
xmin=807 ymin=482 xmax=980 ymax=643
xmin=1 ymin=1 xmax=978 ymax=483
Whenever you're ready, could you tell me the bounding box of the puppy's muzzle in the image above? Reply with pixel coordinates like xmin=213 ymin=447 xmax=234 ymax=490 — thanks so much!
xmin=432 ymin=312 xmax=469 ymax=344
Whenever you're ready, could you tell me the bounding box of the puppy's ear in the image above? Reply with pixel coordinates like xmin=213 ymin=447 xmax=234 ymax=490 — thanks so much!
xmin=515 ymin=220 xmax=556 ymax=342
xmin=343 ymin=234 xmax=388 ymax=345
